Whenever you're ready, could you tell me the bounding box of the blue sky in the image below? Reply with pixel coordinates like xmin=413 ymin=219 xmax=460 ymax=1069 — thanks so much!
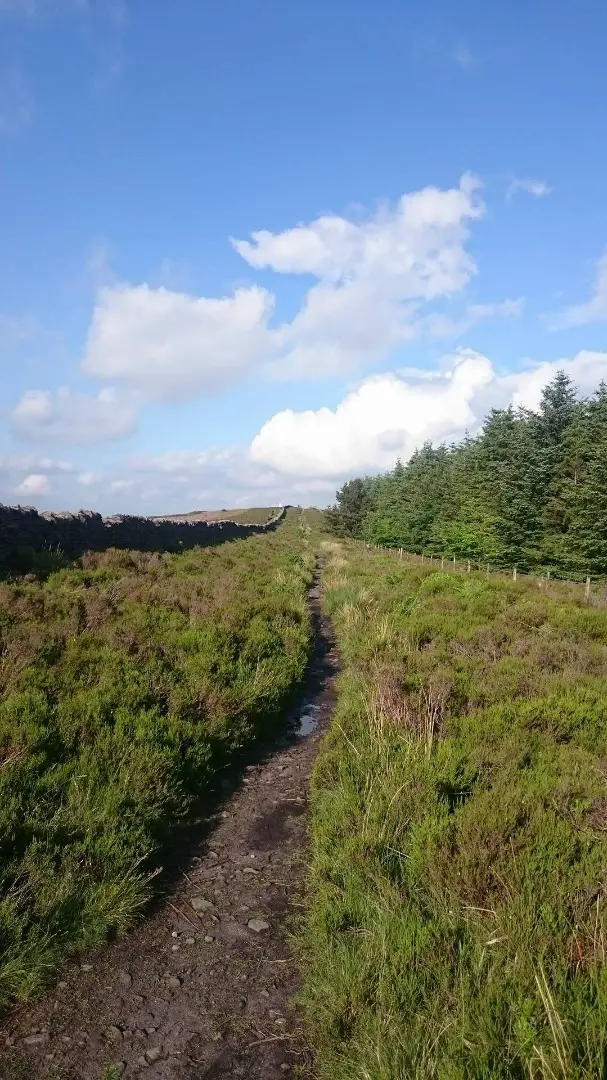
xmin=1 ymin=0 xmax=607 ymax=512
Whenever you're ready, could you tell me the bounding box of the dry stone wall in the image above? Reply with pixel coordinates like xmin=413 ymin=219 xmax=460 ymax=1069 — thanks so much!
xmin=0 ymin=504 xmax=287 ymax=571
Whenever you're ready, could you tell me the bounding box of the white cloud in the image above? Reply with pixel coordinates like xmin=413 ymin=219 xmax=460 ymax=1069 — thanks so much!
xmin=17 ymin=472 xmax=50 ymax=495
xmin=549 ymin=251 xmax=607 ymax=329
xmin=8 ymin=348 xmax=607 ymax=514
xmin=234 ymin=173 xmax=483 ymax=286
xmin=11 ymin=386 xmax=137 ymax=443
xmin=82 ymin=283 xmax=274 ymax=402
xmin=507 ymin=349 xmax=607 ymax=410
xmin=506 ymin=177 xmax=552 ymax=201
xmin=68 ymin=175 xmax=516 ymax=405
xmin=250 ymin=348 xmax=607 ymax=481
xmin=236 ymin=173 xmax=488 ymax=379
xmin=251 ymin=350 xmax=495 ymax=477
xmin=0 ymin=455 xmax=74 ymax=504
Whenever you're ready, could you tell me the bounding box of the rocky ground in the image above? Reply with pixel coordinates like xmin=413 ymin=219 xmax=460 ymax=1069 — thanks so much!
xmin=0 ymin=571 xmax=337 ymax=1080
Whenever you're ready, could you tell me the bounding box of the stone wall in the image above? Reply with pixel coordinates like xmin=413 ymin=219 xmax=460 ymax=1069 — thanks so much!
xmin=0 ymin=504 xmax=287 ymax=571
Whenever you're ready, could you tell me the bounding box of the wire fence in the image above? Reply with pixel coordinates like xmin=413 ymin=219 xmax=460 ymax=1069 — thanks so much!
xmin=365 ymin=543 xmax=607 ymax=608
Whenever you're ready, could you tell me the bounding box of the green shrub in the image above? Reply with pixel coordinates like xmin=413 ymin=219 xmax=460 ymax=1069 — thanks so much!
xmin=0 ymin=508 xmax=314 ymax=1008
xmin=302 ymin=542 xmax=607 ymax=1079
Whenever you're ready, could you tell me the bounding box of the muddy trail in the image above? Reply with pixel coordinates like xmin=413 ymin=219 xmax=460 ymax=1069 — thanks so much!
xmin=1 ymin=564 xmax=338 ymax=1080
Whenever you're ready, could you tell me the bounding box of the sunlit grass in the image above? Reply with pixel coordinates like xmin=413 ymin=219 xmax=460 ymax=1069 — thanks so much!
xmin=301 ymin=539 xmax=607 ymax=1079
xmin=0 ymin=508 xmax=316 ymax=1008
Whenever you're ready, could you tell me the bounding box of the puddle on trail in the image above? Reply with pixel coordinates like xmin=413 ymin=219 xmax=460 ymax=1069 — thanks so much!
xmin=296 ymin=702 xmax=322 ymax=737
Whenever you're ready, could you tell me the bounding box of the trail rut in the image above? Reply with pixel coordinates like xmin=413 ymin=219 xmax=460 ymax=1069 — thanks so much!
xmin=1 ymin=564 xmax=337 ymax=1080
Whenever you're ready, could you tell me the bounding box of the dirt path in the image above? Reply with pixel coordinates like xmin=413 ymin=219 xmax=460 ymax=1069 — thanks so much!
xmin=1 ymin=566 xmax=337 ymax=1080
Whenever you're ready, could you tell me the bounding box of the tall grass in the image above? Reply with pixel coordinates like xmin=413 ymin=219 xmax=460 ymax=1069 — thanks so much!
xmin=302 ymin=541 xmax=607 ymax=1079
xmin=0 ymin=509 xmax=314 ymax=1009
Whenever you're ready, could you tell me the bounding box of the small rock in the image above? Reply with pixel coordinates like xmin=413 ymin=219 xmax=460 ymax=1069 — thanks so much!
xmin=145 ymin=1026 xmax=157 ymax=1034
xmin=280 ymin=1065 xmax=291 ymax=1072
xmin=171 ymin=944 xmax=180 ymax=951
xmin=167 ymin=976 xmax=181 ymax=989
xmin=260 ymin=989 xmax=270 ymax=998
xmin=23 ymin=1033 xmax=49 ymax=1047
xmin=57 ymin=980 xmax=68 ymax=990
xmin=185 ymin=937 xmax=195 ymax=945
xmin=191 ymin=896 xmax=214 ymax=912
xmin=106 ymin=1026 xmax=123 ymax=1042
xmin=242 ymin=866 xmax=259 ymax=875
xmin=81 ymin=963 xmax=93 ymax=972
xmin=204 ymin=935 xmax=214 ymax=943
xmin=248 ymin=918 xmax=270 ymax=933
xmin=146 ymin=1047 xmax=162 ymax=1063
xmin=136 ymin=1055 xmax=149 ymax=1067
xmin=171 ymin=930 xmax=179 ymax=938
xmin=118 ymin=970 xmax=133 ymax=989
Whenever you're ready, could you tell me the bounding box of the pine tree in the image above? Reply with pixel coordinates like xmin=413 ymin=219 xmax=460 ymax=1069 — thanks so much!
xmin=570 ymin=436 xmax=607 ymax=574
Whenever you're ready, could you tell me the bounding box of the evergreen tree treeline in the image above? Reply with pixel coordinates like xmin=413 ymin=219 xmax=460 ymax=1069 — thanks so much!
xmin=326 ymin=372 xmax=607 ymax=578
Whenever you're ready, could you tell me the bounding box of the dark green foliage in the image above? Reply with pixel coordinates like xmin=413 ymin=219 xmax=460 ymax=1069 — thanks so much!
xmin=0 ymin=510 xmax=314 ymax=1008
xmin=327 ymin=372 xmax=607 ymax=577
xmin=301 ymin=541 xmax=607 ymax=1078
xmin=325 ymin=479 xmax=371 ymax=538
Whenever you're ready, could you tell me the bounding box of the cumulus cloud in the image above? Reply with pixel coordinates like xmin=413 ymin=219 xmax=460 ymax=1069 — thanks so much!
xmin=234 ymin=173 xmax=488 ymax=378
xmin=82 ymin=283 xmax=274 ymax=401
xmin=77 ymin=175 xmax=492 ymax=399
xmin=251 ymin=350 xmax=495 ymax=477
xmin=549 ymin=251 xmax=607 ymax=329
xmin=39 ymin=174 xmax=521 ymax=415
xmin=7 ymin=348 xmax=607 ymax=514
xmin=234 ymin=173 xmax=484 ymax=283
xmin=506 ymin=177 xmax=552 ymax=201
xmin=17 ymin=472 xmax=50 ymax=495
xmin=0 ymin=455 xmax=73 ymax=504
xmin=250 ymin=348 xmax=607 ymax=480
xmin=11 ymin=386 xmax=137 ymax=443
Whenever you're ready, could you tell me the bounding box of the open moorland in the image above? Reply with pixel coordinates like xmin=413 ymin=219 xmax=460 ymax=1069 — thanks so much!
xmin=0 ymin=508 xmax=313 ymax=1011
xmin=300 ymin=539 xmax=607 ymax=1079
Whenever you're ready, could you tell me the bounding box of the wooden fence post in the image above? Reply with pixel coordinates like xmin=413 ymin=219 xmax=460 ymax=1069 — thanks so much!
xmin=585 ymin=576 xmax=591 ymax=603
xmin=467 ymin=560 xmax=471 ymax=573
xmin=513 ymin=567 xmax=517 ymax=581
xmin=453 ymin=556 xmax=456 ymax=567
xmin=441 ymin=556 xmax=445 ymax=570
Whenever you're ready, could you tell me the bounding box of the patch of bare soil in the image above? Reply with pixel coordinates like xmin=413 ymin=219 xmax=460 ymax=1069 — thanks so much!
xmin=0 ymin=569 xmax=337 ymax=1080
